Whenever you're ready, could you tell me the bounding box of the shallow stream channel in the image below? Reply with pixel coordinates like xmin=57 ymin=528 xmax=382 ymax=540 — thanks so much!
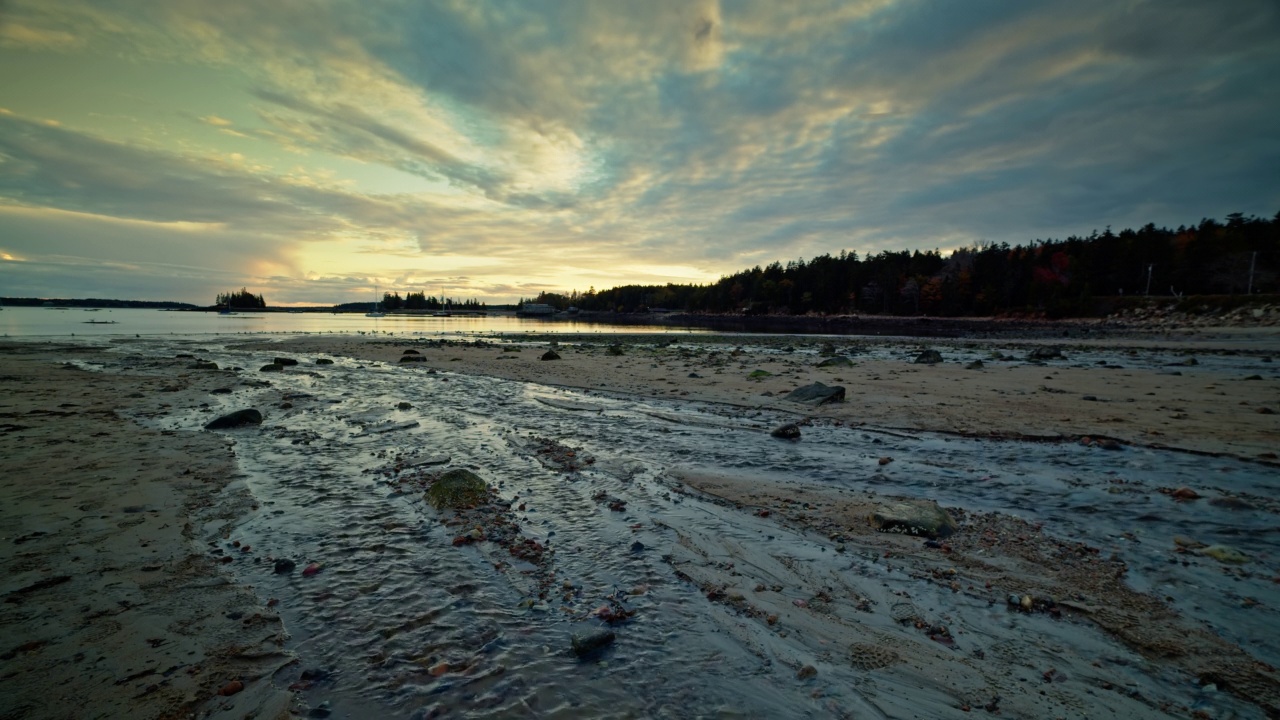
xmin=102 ymin=337 xmax=1278 ymax=719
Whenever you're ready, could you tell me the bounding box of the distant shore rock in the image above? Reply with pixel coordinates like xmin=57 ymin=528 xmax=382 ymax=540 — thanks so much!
xmin=1028 ymin=347 xmax=1064 ymax=361
xmin=260 ymin=364 xmax=284 ymax=372
xmin=913 ymin=349 xmax=943 ymax=364
xmin=785 ymin=382 xmax=846 ymax=405
xmin=204 ymin=408 xmax=263 ymax=430
xmin=541 ymin=350 xmax=561 ymax=361
xmin=273 ymin=357 xmax=299 ymax=366
xmin=816 ymin=356 xmax=853 ymax=368
xmin=315 ymin=358 xmax=334 ymax=365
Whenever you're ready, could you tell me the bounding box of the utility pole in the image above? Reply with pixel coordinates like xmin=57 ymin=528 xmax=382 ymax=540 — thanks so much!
xmin=1144 ymin=264 xmax=1153 ymax=296
xmin=1247 ymin=251 xmax=1257 ymax=294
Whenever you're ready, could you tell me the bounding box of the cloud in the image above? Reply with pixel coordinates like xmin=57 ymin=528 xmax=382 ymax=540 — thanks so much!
xmin=0 ymin=0 xmax=1277 ymax=305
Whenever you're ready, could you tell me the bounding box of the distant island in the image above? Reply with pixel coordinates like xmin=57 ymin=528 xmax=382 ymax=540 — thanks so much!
xmin=0 ymin=297 xmax=198 ymax=309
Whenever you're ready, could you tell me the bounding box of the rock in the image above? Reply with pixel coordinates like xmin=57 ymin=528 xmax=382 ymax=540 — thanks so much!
xmin=189 ymin=362 xmax=219 ymax=370
xmin=687 ymin=372 xmax=701 ymax=378
xmin=1028 ymin=347 xmax=1064 ymax=361
xmin=771 ymin=423 xmax=801 ymax=440
xmin=274 ymin=358 xmax=298 ymax=366
xmin=606 ymin=345 xmax=624 ymax=356
xmin=218 ymin=680 xmax=244 ymax=696
xmin=210 ymin=387 xmax=233 ymax=395
xmin=260 ymin=363 xmax=284 ymax=372
xmin=1208 ymin=496 xmax=1255 ymax=511
xmin=797 ymin=665 xmax=818 ymax=680
xmin=316 ymin=358 xmax=334 ymax=365
xmin=541 ymin=350 xmax=561 ymax=361
xmin=397 ymin=402 xmax=412 ymax=410
xmin=878 ymin=456 xmax=893 ymax=466
xmin=869 ymin=500 xmax=957 ymax=539
xmin=913 ymin=349 xmax=943 ymax=364
xmin=273 ymin=559 xmax=296 ymax=574
xmin=571 ymin=629 xmax=616 ymax=658
xmin=1096 ymin=439 xmax=1123 ymax=451
xmin=630 ymin=541 xmax=645 ymax=553
xmin=819 ymin=342 xmax=837 ymax=356
xmin=426 ymin=469 xmax=489 ymax=510
xmin=204 ymin=409 xmax=263 ymax=430
xmin=302 ymin=562 xmax=322 ymax=577
xmin=399 ymin=355 xmax=426 ymax=362
xmin=1200 ymin=545 xmax=1249 ymax=564
xmin=784 ymin=382 xmax=846 ymax=406
xmin=817 ymin=356 xmax=853 ymax=368
xmin=1171 ymin=487 xmax=1200 ymax=501
xmin=403 ymin=349 xmax=420 ymax=355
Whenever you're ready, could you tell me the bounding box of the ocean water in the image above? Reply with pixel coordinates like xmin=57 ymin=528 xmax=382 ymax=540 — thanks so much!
xmin=61 ymin=336 xmax=1278 ymax=719
xmin=0 ymin=307 xmax=693 ymax=339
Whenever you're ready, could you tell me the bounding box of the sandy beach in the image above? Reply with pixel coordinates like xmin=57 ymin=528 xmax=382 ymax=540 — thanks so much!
xmin=0 ymin=342 xmax=295 ymax=719
xmin=2 ymin=326 xmax=1278 ymax=718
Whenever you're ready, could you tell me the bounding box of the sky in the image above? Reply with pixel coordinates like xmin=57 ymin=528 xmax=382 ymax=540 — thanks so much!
xmin=0 ymin=0 xmax=1277 ymax=306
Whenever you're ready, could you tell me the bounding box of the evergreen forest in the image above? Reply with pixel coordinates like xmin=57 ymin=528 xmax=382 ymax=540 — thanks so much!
xmin=529 ymin=214 xmax=1278 ymax=317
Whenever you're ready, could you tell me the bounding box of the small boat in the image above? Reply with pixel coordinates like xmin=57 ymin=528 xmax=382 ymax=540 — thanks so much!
xmin=84 ymin=320 xmax=118 ymax=325
xmin=366 ymin=284 xmax=386 ymax=317
xmin=218 ymin=303 xmax=236 ymax=316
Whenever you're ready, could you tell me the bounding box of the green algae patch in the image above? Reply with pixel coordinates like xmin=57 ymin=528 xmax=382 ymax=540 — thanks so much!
xmin=426 ymin=469 xmax=490 ymax=510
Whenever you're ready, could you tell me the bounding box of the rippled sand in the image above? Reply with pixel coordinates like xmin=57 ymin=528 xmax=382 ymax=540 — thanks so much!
xmin=2 ymin=330 xmax=1278 ymax=718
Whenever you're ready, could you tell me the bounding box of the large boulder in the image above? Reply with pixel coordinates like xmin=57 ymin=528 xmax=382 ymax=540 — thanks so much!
xmin=817 ymin=356 xmax=853 ymax=368
xmin=274 ymin=357 xmax=299 ymax=366
xmin=869 ymin=500 xmax=957 ymax=539
xmin=315 ymin=358 xmax=334 ymax=365
xmin=913 ymin=350 xmax=943 ymax=365
xmin=541 ymin=350 xmax=561 ymax=361
xmin=204 ymin=409 xmax=263 ymax=430
xmin=260 ymin=363 xmax=284 ymax=372
xmin=426 ymin=469 xmax=489 ymax=510
xmin=784 ymin=382 xmax=845 ymax=405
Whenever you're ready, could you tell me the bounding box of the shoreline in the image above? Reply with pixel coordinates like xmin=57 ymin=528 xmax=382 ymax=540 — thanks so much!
xmin=3 ymin=329 xmax=1278 ymax=717
xmin=247 ymin=331 xmax=1280 ymax=462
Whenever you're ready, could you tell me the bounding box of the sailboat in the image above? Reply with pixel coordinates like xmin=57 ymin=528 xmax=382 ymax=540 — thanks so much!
xmin=365 ymin=284 xmax=386 ymax=317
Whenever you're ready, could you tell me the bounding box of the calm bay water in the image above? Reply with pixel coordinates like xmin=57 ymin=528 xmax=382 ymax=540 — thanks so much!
xmin=0 ymin=307 xmax=698 ymax=339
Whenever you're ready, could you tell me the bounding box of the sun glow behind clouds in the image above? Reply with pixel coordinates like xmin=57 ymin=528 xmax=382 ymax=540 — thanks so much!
xmin=0 ymin=0 xmax=1276 ymax=304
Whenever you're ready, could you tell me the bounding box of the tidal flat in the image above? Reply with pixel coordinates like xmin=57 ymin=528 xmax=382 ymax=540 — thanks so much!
xmin=1 ymin=328 xmax=1278 ymax=719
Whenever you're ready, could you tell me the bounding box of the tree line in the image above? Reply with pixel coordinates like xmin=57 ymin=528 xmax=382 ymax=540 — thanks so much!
xmin=531 ymin=213 xmax=1278 ymax=318
xmin=378 ymin=292 xmax=485 ymax=311
xmin=215 ymin=288 xmax=266 ymax=309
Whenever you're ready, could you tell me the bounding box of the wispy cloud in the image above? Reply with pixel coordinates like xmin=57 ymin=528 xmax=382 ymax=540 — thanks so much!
xmin=0 ymin=0 xmax=1277 ymax=303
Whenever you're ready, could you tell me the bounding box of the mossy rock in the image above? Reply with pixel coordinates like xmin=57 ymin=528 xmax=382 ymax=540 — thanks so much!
xmin=426 ymin=469 xmax=489 ymax=510
xmin=816 ymin=356 xmax=853 ymax=368
xmin=606 ymin=345 xmax=624 ymax=356
xmin=748 ymin=370 xmax=772 ymax=378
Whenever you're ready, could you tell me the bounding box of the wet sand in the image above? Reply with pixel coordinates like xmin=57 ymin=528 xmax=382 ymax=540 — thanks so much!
xmin=255 ymin=331 xmax=1280 ymax=461
xmin=2 ymin=329 xmax=1278 ymax=718
xmin=0 ymin=343 xmax=295 ymax=719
